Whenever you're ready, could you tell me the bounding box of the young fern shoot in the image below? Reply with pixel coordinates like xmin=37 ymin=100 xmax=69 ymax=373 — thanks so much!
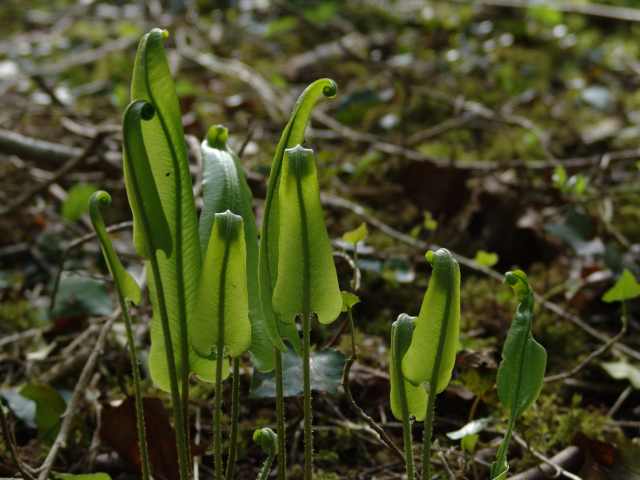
xmin=258 ymin=78 xmax=337 ymax=480
xmin=272 ymin=146 xmax=342 ymax=480
xmin=490 ymin=270 xmax=547 ymax=480
xmin=197 ymin=124 xmax=268 ymax=480
xmin=402 ymin=249 xmax=460 ymax=480
xmin=253 ymin=428 xmax=278 ymax=480
xmin=191 ymin=211 xmax=251 ymax=480
xmin=390 ymin=314 xmax=427 ymax=480
xmin=122 ymin=100 xmax=192 ymax=480
xmin=88 ymin=191 xmax=151 ymax=480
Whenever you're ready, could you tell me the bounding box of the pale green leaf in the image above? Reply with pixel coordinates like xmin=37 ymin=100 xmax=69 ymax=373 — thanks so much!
xmin=461 ymin=434 xmax=479 ymax=453
xmin=199 ymin=125 xmax=274 ymax=371
xmin=342 ymin=223 xmax=368 ymax=245
xmin=272 ymin=146 xmax=342 ymax=326
xmin=125 ymin=29 xmax=214 ymax=390
xmin=390 ymin=314 xmax=427 ymax=422
xmin=602 ymin=361 xmax=640 ymax=389
xmin=402 ymin=249 xmax=461 ymax=392
xmin=258 ymin=78 xmax=337 ymax=351
xmin=603 ymin=269 xmax=640 ymax=303
xmin=192 ymin=211 xmax=251 ymax=359
xmin=446 ymin=418 xmax=490 ymax=440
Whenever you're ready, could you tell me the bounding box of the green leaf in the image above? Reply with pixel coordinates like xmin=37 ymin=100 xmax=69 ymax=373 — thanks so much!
xmin=402 ymin=249 xmax=461 ymax=392
xmin=258 ymin=78 xmax=337 ymax=352
xmin=19 ymin=384 xmax=66 ymax=444
xmin=88 ymin=191 xmax=141 ymax=305
xmin=496 ymin=270 xmax=547 ymax=419
xmin=602 ymin=361 xmax=640 ymax=389
xmin=125 ymin=28 xmax=213 ymax=390
xmin=191 ymin=211 xmax=251 ymax=359
xmin=474 ymin=250 xmax=499 ymax=268
xmin=52 ymin=274 xmax=113 ymax=319
xmin=603 ymin=269 xmax=640 ymax=303
xmin=250 ymin=349 xmax=345 ymax=398
xmin=199 ymin=125 xmax=274 ymax=372
xmin=272 ymin=146 xmax=342 ymax=326
xmin=342 ymin=223 xmax=368 ymax=246
xmin=62 ymin=184 xmax=97 ymax=222
xmin=491 ymin=270 xmax=547 ymax=479
xmin=390 ymin=314 xmax=427 ymax=422
xmin=340 ymin=291 xmax=360 ymax=312
xmin=461 ymin=434 xmax=479 ymax=453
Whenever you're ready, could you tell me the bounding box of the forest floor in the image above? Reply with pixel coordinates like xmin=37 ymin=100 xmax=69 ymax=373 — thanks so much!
xmin=1 ymin=1 xmax=640 ymax=479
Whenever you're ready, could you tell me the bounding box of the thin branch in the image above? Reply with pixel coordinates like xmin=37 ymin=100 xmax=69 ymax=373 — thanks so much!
xmin=37 ymin=312 xmax=119 ymax=480
xmin=459 ymin=0 xmax=640 ymax=23
xmin=320 ymin=192 xmax=640 ymax=363
xmin=0 ymin=131 xmax=109 ymax=217
xmin=545 ymin=303 xmax=628 ymax=383
xmin=0 ymin=403 xmax=36 ymax=480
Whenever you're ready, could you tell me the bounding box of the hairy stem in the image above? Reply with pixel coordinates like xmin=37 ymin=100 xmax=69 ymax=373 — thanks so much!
xmin=225 ymin=358 xmax=241 ymax=480
xmin=149 ymin=256 xmax=190 ymax=480
xmin=121 ymin=307 xmax=151 ymax=480
xmin=214 ymin=240 xmax=231 ymax=480
xmin=257 ymin=453 xmax=276 ymax=480
xmin=275 ymin=349 xmax=287 ymax=480
xmin=302 ymin=311 xmax=313 ymax=480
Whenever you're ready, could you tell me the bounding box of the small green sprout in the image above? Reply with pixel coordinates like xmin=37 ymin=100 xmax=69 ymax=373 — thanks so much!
xmin=253 ymin=428 xmax=278 ymax=480
xmin=402 ymin=248 xmax=460 ymax=480
xmin=390 ymin=314 xmax=426 ymax=480
xmin=490 ymin=270 xmax=547 ymax=479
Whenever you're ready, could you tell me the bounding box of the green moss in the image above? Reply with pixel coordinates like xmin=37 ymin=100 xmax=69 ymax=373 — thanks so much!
xmin=516 ymin=393 xmax=622 ymax=470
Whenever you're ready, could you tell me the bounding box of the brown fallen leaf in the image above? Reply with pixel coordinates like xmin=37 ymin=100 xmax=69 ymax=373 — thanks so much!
xmin=100 ymin=397 xmax=179 ymax=480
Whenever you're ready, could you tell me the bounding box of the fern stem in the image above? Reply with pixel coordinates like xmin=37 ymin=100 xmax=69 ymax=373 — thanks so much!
xmin=225 ymin=358 xmax=241 ymax=480
xmin=149 ymin=256 xmax=190 ymax=480
xmin=275 ymin=348 xmax=287 ymax=480
xmin=121 ymin=306 xmax=151 ymax=480
xmin=302 ymin=311 xmax=313 ymax=480
xmin=214 ymin=240 xmax=231 ymax=480
xmin=257 ymin=453 xmax=276 ymax=480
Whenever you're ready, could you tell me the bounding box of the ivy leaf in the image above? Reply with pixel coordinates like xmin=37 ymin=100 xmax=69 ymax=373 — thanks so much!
xmin=199 ymin=125 xmax=274 ymax=372
xmin=250 ymin=349 xmax=345 ymax=398
xmin=52 ymin=274 xmax=113 ymax=319
xmin=272 ymin=146 xmax=342 ymax=326
xmin=258 ymin=78 xmax=337 ymax=351
xmin=389 ymin=314 xmax=426 ymax=422
xmin=340 ymin=291 xmax=360 ymax=312
xmin=19 ymin=383 xmax=67 ymax=444
xmin=602 ymin=269 xmax=640 ymax=303
xmin=474 ymin=250 xmax=499 ymax=268
xmin=342 ymin=223 xmax=368 ymax=246
xmin=402 ymin=249 xmax=461 ymax=392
